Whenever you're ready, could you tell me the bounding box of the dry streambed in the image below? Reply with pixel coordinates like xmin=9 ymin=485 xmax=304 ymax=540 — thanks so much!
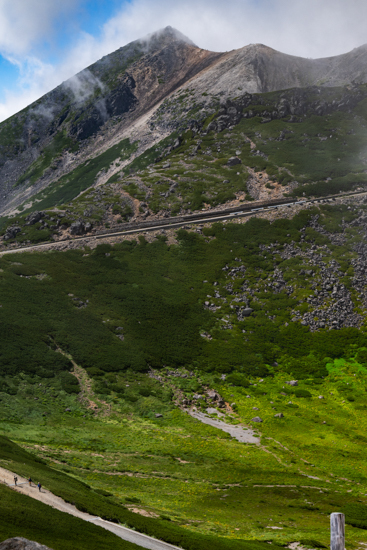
xmin=188 ymin=410 xmax=260 ymax=444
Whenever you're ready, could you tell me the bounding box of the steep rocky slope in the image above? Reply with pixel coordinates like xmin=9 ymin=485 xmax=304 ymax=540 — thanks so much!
xmin=2 ymin=27 xmax=367 ymax=219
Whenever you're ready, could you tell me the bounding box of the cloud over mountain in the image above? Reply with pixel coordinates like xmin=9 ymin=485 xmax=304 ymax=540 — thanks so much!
xmin=0 ymin=0 xmax=367 ymax=121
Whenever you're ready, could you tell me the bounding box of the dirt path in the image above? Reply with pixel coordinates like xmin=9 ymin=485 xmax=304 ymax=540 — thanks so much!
xmin=188 ymin=411 xmax=260 ymax=444
xmin=0 ymin=467 xmax=181 ymax=550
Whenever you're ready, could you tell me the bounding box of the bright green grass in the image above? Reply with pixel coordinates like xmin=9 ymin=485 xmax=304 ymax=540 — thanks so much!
xmin=2 ymin=362 xmax=367 ymax=548
xmin=0 ymin=434 xmax=272 ymax=550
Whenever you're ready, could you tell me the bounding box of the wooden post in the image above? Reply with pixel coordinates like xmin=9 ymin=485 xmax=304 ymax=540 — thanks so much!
xmin=331 ymin=513 xmax=345 ymax=550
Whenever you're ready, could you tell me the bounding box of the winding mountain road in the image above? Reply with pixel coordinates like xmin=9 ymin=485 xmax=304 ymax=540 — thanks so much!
xmin=0 ymin=467 xmax=182 ymax=550
xmin=1 ymin=189 xmax=363 ymax=257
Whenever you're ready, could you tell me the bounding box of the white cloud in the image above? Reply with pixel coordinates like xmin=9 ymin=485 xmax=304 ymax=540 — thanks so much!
xmin=1 ymin=0 xmax=367 ymax=121
xmin=0 ymin=0 xmax=80 ymax=56
xmin=97 ymin=0 xmax=367 ymax=58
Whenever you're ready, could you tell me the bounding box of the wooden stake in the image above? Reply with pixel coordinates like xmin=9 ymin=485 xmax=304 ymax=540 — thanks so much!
xmin=331 ymin=512 xmax=345 ymax=550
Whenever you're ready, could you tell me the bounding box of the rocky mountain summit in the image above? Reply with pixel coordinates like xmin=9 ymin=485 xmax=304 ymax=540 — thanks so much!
xmin=2 ymin=27 xmax=367 ymax=217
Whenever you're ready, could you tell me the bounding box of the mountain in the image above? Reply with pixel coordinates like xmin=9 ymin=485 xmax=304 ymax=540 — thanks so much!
xmin=3 ymin=26 xmax=367 ymax=550
xmin=2 ymin=27 xmax=367 ymax=221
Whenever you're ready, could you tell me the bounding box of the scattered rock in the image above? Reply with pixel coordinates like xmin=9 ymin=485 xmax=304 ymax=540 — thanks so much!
xmin=252 ymin=407 xmax=260 ymax=410
xmin=251 ymin=416 xmax=263 ymax=423
xmin=285 ymin=380 xmax=298 ymax=386
xmin=0 ymin=538 xmax=54 ymax=550
xmin=65 ymin=408 xmax=71 ymax=412
xmin=227 ymin=156 xmax=241 ymax=166
xmin=274 ymin=413 xmax=284 ymax=418
xmin=155 ymin=413 xmax=163 ymax=418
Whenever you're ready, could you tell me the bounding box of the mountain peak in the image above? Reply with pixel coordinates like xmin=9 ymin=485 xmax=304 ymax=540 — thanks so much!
xmin=140 ymin=26 xmax=197 ymax=49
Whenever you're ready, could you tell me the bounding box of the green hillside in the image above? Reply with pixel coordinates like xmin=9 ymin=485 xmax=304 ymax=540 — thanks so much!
xmin=2 ymin=201 xmax=367 ymax=547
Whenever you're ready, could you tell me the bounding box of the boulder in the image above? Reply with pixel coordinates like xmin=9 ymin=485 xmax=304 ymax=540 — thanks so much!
xmin=237 ymin=307 xmax=253 ymax=320
xmin=251 ymin=416 xmax=263 ymax=423
xmin=285 ymin=380 xmax=298 ymax=386
xmin=69 ymin=221 xmax=85 ymax=235
xmin=25 ymin=211 xmax=44 ymax=226
xmin=155 ymin=413 xmax=163 ymax=418
xmin=0 ymin=538 xmax=53 ymax=550
xmin=3 ymin=226 xmax=21 ymax=241
xmin=274 ymin=413 xmax=284 ymax=418
xmin=227 ymin=157 xmax=241 ymax=167
xmin=252 ymin=407 xmax=260 ymax=410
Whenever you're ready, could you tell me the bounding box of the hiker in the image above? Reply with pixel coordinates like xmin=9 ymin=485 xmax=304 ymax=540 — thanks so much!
xmin=37 ymin=482 xmax=42 ymax=492
xmin=14 ymin=476 xmax=17 ymax=486
xmin=28 ymin=477 xmax=32 ymax=487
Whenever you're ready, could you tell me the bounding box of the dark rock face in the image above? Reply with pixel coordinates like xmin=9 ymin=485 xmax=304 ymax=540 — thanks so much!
xmin=70 ymin=109 xmax=105 ymax=141
xmin=70 ymin=75 xmax=137 ymax=141
xmin=106 ymin=75 xmax=137 ymax=117
xmin=0 ymin=538 xmax=54 ymax=550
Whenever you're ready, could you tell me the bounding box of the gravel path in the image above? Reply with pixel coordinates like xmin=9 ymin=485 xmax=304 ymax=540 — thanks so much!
xmin=0 ymin=467 xmax=182 ymax=550
xmin=188 ymin=411 xmax=260 ymax=444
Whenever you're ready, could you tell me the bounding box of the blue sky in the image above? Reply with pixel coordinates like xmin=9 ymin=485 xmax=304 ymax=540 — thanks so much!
xmin=0 ymin=0 xmax=366 ymax=121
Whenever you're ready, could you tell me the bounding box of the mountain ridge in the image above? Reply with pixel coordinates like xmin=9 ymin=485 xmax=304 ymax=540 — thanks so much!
xmin=2 ymin=27 xmax=367 ymax=219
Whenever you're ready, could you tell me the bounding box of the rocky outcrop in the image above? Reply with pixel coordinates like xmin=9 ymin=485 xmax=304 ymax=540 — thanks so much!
xmin=3 ymin=226 xmax=21 ymax=241
xmin=69 ymin=221 xmax=92 ymax=235
xmin=70 ymin=75 xmax=138 ymax=140
xmin=25 ymin=211 xmax=44 ymax=225
xmin=206 ymin=85 xmax=367 ymax=133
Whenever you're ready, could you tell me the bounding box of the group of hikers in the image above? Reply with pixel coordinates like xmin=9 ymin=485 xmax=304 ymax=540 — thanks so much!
xmin=13 ymin=475 xmax=42 ymax=492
